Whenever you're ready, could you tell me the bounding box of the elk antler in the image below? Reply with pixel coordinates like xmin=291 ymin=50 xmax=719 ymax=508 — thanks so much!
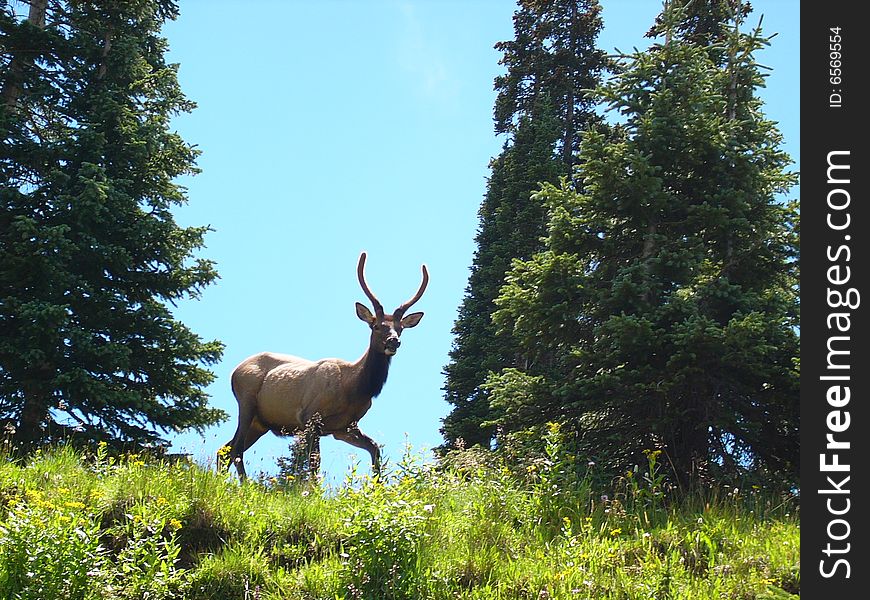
xmin=357 ymin=252 xmax=384 ymax=317
xmin=395 ymin=263 xmax=429 ymax=318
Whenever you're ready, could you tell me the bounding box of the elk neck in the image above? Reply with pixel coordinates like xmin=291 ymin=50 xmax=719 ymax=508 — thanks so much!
xmin=355 ymin=347 xmax=392 ymax=399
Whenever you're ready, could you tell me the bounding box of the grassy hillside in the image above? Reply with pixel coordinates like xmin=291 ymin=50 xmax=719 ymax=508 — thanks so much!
xmin=0 ymin=442 xmax=798 ymax=599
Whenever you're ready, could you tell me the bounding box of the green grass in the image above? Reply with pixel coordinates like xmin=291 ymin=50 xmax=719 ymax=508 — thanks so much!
xmin=0 ymin=443 xmax=799 ymax=599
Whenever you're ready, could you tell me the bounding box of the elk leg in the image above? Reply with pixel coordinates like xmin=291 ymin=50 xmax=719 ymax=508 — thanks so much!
xmin=221 ymin=421 xmax=249 ymax=473
xmin=308 ymin=435 xmax=321 ymax=477
xmin=333 ymin=426 xmax=381 ymax=476
xmin=242 ymin=420 xmax=268 ymax=451
xmin=301 ymin=416 xmax=323 ymax=478
xmin=233 ymin=419 xmax=268 ymax=480
xmin=222 ymin=399 xmax=259 ymax=480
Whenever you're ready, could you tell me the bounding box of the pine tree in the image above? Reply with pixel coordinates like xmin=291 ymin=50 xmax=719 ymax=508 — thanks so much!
xmin=441 ymin=0 xmax=606 ymax=450
xmin=646 ymin=0 xmax=751 ymax=54
xmin=494 ymin=0 xmax=607 ymax=171
xmin=490 ymin=2 xmax=799 ymax=489
xmin=441 ymin=104 xmax=563 ymax=449
xmin=0 ymin=0 xmax=225 ymax=450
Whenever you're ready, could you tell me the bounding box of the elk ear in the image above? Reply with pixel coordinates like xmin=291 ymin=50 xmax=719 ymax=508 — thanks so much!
xmin=400 ymin=312 xmax=424 ymax=328
xmin=355 ymin=302 xmax=375 ymax=325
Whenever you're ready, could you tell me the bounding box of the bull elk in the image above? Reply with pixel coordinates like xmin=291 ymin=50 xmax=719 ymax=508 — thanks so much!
xmin=221 ymin=252 xmax=428 ymax=479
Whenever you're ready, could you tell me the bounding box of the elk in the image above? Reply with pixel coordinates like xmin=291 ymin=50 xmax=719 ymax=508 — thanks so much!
xmin=220 ymin=252 xmax=428 ymax=479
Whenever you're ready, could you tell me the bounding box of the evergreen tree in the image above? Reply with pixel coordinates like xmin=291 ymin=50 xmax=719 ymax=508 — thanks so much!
xmin=0 ymin=0 xmax=225 ymax=450
xmin=646 ymin=0 xmax=751 ymax=54
xmin=441 ymin=0 xmax=606 ymax=450
xmin=441 ymin=104 xmax=563 ymax=449
xmin=490 ymin=2 xmax=799 ymax=489
xmin=494 ymin=0 xmax=607 ymax=170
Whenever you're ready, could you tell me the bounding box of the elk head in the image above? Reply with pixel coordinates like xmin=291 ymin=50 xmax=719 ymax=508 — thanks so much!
xmin=355 ymin=252 xmax=428 ymax=356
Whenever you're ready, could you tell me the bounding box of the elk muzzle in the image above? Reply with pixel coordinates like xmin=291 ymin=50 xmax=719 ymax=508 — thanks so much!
xmin=385 ymin=336 xmax=401 ymax=355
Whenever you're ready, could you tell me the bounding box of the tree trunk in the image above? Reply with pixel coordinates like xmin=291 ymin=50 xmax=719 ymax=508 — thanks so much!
xmin=640 ymin=219 xmax=659 ymax=303
xmin=2 ymin=0 xmax=48 ymax=110
xmin=670 ymin=382 xmax=714 ymax=490
xmin=13 ymin=367 xmax=53 ymax=450
xmin=562 ymin=1 xmax=578 ymax=169
xmin=97 ymin=28 xmax=114 ymax=80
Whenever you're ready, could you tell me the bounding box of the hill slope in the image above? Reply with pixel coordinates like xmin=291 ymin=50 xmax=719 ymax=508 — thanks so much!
xmin=0 ymin=445 xmax=798 ymax=599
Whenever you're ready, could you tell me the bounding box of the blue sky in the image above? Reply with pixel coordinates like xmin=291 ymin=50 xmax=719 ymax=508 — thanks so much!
xmin=163 ymin=1 xmax=799 ymax=483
